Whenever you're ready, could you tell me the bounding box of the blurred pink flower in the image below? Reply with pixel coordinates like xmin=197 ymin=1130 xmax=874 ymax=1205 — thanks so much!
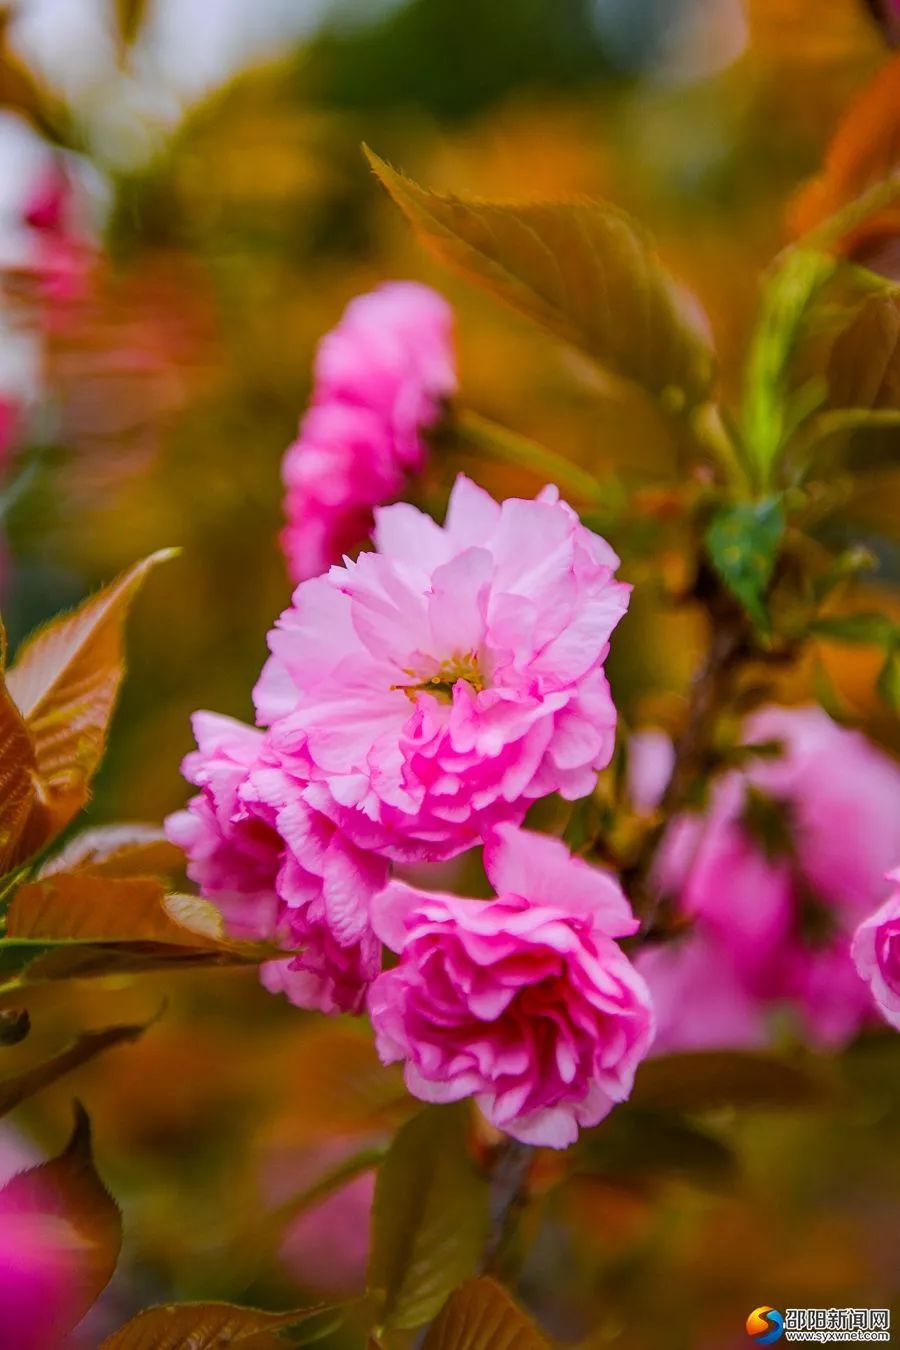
xmin=638 ymin=707 xmax=900 ymax=1050
xmin=165 ymin=711 xmax=386 ymax=1014
xmin=263 ymin=1141 xmax=374 ymax=1296
xmin=853 ymin=869 xmax=900 ymax=1030
xmin=257 ymin=473 xmax=630 ymax=863
xmin=282 ymin=281 xmax=456 ymax=581
xmin=368 ymin=824 xmax=654 ymax=1148
xmin=23 ymin=160 xmax=92 ymax=312
xmin=0 ymin=1153 xmax=87 ymax=1350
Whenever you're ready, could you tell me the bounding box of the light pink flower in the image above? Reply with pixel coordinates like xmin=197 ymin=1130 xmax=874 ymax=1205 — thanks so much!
xmin=281 ymin=282 xmax=456 ymax=582
xmin=367 ymin=824 xmax=654 ymax=1148
xmin=257 ymin=474 xmax=630 ymax=863
xmin=165 ymin=712 xmax=386 ymax=1014
xmin=852 ymin=869 xmax=900 ymax=1030
xmin=638 ymin=707 xmax=900 ymax=1049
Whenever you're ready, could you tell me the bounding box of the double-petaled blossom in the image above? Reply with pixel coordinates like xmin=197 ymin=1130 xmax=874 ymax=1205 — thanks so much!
xmin=367 ymin=824 xmax=655 ymax=1148
xmin=281 ymin=282 xmax=456 ymax=582
xmin=852 ymin=869 xmax=900 ymax=1030
xmin=257 ymin=473 xmax=631 ymax=863
xmin=165 ymin=712 xmax=386 ymax=1014
xmin=635 ymin=707 xmax=900 ymax=1050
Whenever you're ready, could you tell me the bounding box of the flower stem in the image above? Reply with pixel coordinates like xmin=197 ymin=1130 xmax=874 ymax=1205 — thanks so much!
xmin=481 ymin=1137 xmax=535 ymax=1275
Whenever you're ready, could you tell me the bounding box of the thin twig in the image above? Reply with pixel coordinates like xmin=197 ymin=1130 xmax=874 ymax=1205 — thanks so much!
xmin=481 ymin=1138 xmax=535 ymax=1276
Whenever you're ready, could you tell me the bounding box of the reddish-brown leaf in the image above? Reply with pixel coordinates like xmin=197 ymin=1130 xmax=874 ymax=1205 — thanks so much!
xmin=423 ymin=1278 xmax=549 ymax=1350
xmin=0 ymin=675 xmax=42 ymax=874
xmin=39 ymin=823 xmax=184 ymax=880
xmin=789 ymin=52 xmax=900 ymax=253
xmin=6 ymin=549 xmax=175 ymax=843
xmin=7 ymin=871 xmax=224 ymax=947
xmin=100 ymin=1301 xmax=335 ymax=1349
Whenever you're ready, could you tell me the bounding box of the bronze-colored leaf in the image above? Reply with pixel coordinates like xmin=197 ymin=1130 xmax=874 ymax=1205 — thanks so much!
xmin=0 ymin=675 xmax=44 ymax=875
xmin=8 ymin=872 xmax=223 ymax=946
xmin=423 ymin=1278 xmax=549 ymax=1350
xmin=6 ymin=549 xmax=175 ymax=842
xmin=789 ymin=52 xmax=900 ymax=255
xmin=39 ymin=823 xmax=184 ymax=880
xmin=365 ymin=148 xmax=715 ymax=408
xmin=0 ymin=1018 xmax=152 ymax=1117
xmin=827 ymin=289 xmax=900 ymax=409
xmin=0 ymin=1103 xmax=121 ymax=1339
xmin=369 ymin=1105 xmax=490 ymax=1333
xmin=0 ymin=871 xmax=275 ymax=991
xmin=100 ymin=1300 xmax=335 ymax=1349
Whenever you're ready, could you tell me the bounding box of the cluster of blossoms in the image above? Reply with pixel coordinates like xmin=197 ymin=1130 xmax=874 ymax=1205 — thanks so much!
xmin=281 ymin=282 xmax=456 ymax=582
xmin=168 ymin=287 xmax=652 ymax=1144
xmin=170 ymin=283 xmax=900 ymax=1148
xmin=635 ymin=706 xmax=900 ymax=1050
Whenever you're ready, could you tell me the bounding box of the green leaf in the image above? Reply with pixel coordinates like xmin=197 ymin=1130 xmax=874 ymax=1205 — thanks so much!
xmin=740 ymin=249 xmax=835 ymax=484
xmin=0 ymin=1018 xmax=152 ymax=1117
xmin=705 ymin=496 xmax=785 ymax=631
xmin=631 ymin=1050 xmax=832 ymax=1113
xmin=365 ymin=148 xmax=715 ymax=408
xmin=422 ymin=1278 xmax=549 ymax=1350
xmin=0 ymin=1103 xmax=121 ymax=1339
xmin=877 ymin=648 xmax=900 ymax=711
xmin=580 ymin=1107 xmax=737 ymax=1193
xmin=369 ymin=1105 xmax=490 ymax=1333
xmin=810 ymin=613 xmax=897 ymax=646
xmin=101 ymin=1301 xmax=336 ymax=1349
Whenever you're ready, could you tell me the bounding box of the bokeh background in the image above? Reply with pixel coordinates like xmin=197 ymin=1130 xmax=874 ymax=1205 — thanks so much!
xmin=0 ymin=1 xmax=898 ymax=1346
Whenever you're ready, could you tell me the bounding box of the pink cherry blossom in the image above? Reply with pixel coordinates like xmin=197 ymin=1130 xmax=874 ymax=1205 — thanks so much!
xmin=281 ymin=282 xmax=456 ymax=582
xmin=257 ymin=473 xmax=631 ymax=863
xmin=165 ymin=712 xmax=386 ymax=1014
xmin=638 ymin=707 xmax=900 ymax=1050
xmin=367 ymin=824 xmax=654 ymax=1149
xmin=852 ymin=869 xmax=900 ymax=1030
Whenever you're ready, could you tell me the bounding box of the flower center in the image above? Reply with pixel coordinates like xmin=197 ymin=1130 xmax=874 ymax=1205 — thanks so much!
xmin=392 ymin=651 xmax=485 ymax=704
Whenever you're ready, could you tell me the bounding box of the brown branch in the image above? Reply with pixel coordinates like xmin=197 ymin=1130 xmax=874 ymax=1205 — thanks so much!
xmin=624 ymin=562 xmax=753 ymax=933
xmin=480 ymin=1138 xmax=535 ymax=1276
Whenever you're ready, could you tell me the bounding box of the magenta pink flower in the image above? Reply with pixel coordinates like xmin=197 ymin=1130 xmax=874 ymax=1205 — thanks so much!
xmin=852 ymin=869 xmax=900 ymax=1030
xmin=0 ymin=1162 xmax=87 ymax=1350
xmin=638 ymin=707 xmax=900 ymax=1049
xmin=367 ymin=824 xmax=654 ymax=1148
xmin=281 ymin=282 xmax=456 ymax=582
xmin=165 ymin=712 xmax=386 ymax=1014
xmin=23 ymin=161 xmax=91 ymax=310
xmin=257 ymin=474 xmax=630 ymax=863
